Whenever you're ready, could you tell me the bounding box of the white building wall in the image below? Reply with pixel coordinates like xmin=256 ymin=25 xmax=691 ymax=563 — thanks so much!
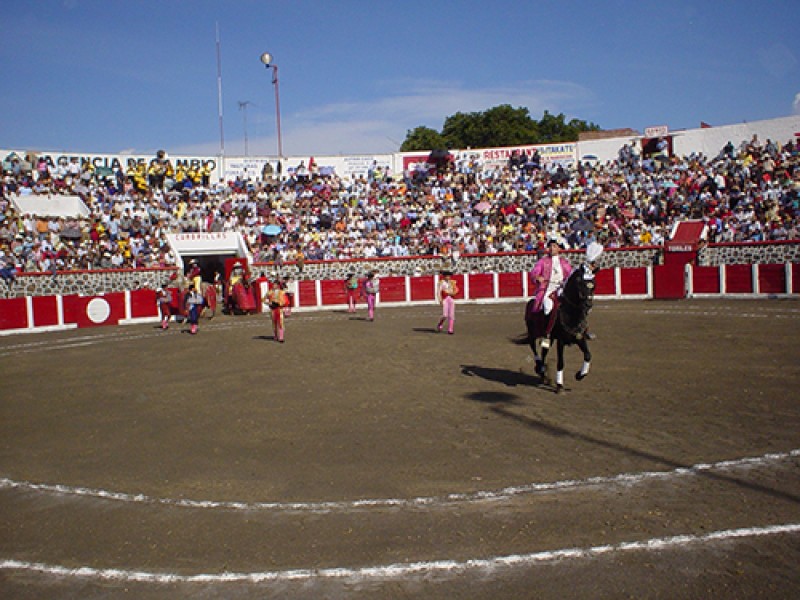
xmin=671 ymin=115 xmax=800 ymax=158
xmin=576 ymin=115 xmax=800 ymax=165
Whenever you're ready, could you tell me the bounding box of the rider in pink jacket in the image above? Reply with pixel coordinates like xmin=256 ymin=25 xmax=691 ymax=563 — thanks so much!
xmin=529 ymin=238 xmax=573 ymax=314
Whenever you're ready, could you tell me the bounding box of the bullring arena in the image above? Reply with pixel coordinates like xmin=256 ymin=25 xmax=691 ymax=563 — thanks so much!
xmin=1 ymin=297 xmax=799 ymax=598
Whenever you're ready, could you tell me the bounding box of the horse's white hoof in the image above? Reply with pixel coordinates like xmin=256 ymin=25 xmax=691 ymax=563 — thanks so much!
xmin=576 ymin=371 xmax=588 ymax=381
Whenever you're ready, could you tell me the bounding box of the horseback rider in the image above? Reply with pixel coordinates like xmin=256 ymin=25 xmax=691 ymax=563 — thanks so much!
xmin=529 ymin=238 xmax=573 ymax=349
xmin=186 ymin=259 xmax=202 ymax=290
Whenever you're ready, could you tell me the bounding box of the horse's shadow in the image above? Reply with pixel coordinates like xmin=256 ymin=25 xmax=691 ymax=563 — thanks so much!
xmin=461 ymin=364 xmax=549 ymax=391
xmin=466 ymin=390 xmax=521 ymax=405
xmin=510 ymin=334 xmax=530 ymax=346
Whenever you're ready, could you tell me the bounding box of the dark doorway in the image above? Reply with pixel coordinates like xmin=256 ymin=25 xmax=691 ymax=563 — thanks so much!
xmin=183 ymin=254 xmax=230 ymax=284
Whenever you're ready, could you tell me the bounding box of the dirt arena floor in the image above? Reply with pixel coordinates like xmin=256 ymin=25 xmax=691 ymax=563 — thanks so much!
xmin=1 ymin=298 xmax=799 ymax=599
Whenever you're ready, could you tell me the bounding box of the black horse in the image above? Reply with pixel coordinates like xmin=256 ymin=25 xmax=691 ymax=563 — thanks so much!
xmin=525 ymin=265 xmax=595 ymax=393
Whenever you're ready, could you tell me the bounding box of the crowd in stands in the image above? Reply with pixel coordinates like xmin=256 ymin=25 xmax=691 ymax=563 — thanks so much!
xmin=1 ymin=134 xmax=799 ymax=280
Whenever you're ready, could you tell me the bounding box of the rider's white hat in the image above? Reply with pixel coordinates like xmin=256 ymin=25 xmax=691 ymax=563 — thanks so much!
xmin=586 ymin=242 xmax=603 ymax=263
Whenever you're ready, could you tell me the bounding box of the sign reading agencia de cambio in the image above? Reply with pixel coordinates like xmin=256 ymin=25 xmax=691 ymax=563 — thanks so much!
xmin=2 ymin=149 xmax=218 ymax=174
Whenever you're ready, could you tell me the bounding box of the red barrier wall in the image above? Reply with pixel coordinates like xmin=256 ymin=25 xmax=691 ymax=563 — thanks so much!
xmin=724 ymin=264 xmax=753 ymax=294
xmin=380 ymin=276 xmax=407 ymax=303
xmin=130 ymin=289 xmax=159 ymax=319
xmin=620 ymin=267 xmax=649 ymax=296
xmin=692 ymin=266 xmax=721 ymax=294
xmin=0 ymin=298 xmax=28 ymax=329
xmin=297 ymin=280 xmax=318 ymax=307
xmin=594 ymin=269 xmax=616 ymax=295
xmin=31 ymin=296 xmax=60 ymax=327
xmin=410 ymin=276 xmax=435 ymax=302
xmin=1 ymin=260 xmax=796 ymax=336
xmin=653 ymin=264 xmax=685 ymax=299
xmin=758 ymin=264 xmax=785 ymax=294
xmin=320 ymin=279 xmax=346 ymax=306
xmin=468 ymin=273 xmax=493 ymax=299
xmin=794 ymin=263 xmax=800 ymax=294
xmin=63 ymin=293 xmax=127 ymax=328
xmin=498 ymin=272 xmax=524 ymax=298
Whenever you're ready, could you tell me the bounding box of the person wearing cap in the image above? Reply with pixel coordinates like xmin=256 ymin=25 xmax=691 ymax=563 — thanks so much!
xmin=529 ymin=238 xmax=573 ymax=348
xmin=0 ymin=250 xmax=16 ymax=288
xmin=184 ymin=283 xmax=205 ymax=335
xmin=279 ymin=275 xmax=295 ymax=317
xmin=436 ymin=270 xmax=459 ymax=334
xmin=363 ymin=271 xmax=380 ymax=321
xmin=156 ymin=285 xmax=173 ymax=330
xmin=186 ymin=258 xmax=202 ymax=290
xmin=263 ymin=279 xmax=289 ymax=342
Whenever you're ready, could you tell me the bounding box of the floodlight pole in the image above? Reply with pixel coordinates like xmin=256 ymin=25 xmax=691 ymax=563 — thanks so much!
xmin=259 ymin=52 xmax=283 ymax=159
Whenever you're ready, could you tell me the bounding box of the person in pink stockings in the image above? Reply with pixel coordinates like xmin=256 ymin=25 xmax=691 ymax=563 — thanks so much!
xmin=436 ymin=270 xmax=458 ymax=334
xmin=363 ymin=271 xmax=379 ymax=321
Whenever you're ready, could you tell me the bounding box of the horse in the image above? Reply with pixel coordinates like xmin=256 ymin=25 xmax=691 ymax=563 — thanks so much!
xmin=525 ymin=264 xmax=596 ymax=393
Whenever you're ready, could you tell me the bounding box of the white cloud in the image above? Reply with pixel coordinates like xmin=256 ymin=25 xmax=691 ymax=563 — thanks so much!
xmin=175 ymin=79 xmax=595 ymax=157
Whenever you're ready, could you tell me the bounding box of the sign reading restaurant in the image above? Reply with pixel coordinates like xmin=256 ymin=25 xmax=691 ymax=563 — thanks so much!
xmin=477 ymin=142 xmax=577 ymax=168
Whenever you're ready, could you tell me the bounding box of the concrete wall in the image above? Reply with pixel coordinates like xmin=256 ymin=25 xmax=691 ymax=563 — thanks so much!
xmin=2 ymin=243 xmax=796 ymax=301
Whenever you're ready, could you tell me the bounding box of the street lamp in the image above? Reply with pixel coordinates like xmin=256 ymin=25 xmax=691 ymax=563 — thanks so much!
xmin=259 ymin=52 xmax=283 ymax=158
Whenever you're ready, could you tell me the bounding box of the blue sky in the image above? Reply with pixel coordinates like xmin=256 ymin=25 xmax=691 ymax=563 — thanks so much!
xmin=2 ymin=0 xmax=798 ymax=158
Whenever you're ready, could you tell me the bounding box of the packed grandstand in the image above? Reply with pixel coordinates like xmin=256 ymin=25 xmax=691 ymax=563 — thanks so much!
xmin=0 ymin=130 xmax=798 ymax=280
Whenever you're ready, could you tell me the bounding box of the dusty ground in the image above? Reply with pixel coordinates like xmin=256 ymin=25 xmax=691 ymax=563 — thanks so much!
xmin=1 ymin=298 xmax=799 ymax=599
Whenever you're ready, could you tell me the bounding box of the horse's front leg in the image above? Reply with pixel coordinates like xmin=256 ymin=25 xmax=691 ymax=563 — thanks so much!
xmin=555 ymin=339 xmax=566 ymax=393
xmin=575 ymin=338 xmax=592 ymax=381
xmin=535 ymin=337 xmax=549 ymax=377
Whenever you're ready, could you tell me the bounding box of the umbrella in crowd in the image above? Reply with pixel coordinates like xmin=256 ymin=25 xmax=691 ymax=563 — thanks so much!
xmin=427 ymin=149 xmax=453 ymax=165
xmin=261 ymin=224 xmax=282 ymax=236
xmin=571 ymin=217 xmax=595 ymax=232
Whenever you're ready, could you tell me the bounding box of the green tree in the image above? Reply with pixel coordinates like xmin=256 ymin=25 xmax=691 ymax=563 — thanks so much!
xmin=442 ymin=105 xmax=539 ymax=148
xmin=536 ymin=110 xmax=600 ymax=143
xmin=399 ymin=126 xmax=447 ymax=152
xmin=401 ymin=105 xmax=600 ymax=150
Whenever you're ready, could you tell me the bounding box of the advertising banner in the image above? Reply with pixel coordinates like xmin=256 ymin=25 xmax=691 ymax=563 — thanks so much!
xmin=1 ymin=148 xmax=220 ymax=181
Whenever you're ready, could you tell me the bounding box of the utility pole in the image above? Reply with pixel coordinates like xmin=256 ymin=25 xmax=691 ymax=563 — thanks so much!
xmin=238 ymin=101 xmax=254 ymax=156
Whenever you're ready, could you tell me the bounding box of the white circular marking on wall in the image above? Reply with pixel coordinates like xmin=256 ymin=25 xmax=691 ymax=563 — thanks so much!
xmin=86 ymin=298 xmax=111 ymax=324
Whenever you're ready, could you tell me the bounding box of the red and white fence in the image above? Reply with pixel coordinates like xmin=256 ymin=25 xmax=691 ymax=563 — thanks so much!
xmin=2 ymin=262 xmax=796 ymax=336
xmin=0 ymin=288 xmax=163 ymax=335
xmin=687 ymin=262 xmax=798 ymax=297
